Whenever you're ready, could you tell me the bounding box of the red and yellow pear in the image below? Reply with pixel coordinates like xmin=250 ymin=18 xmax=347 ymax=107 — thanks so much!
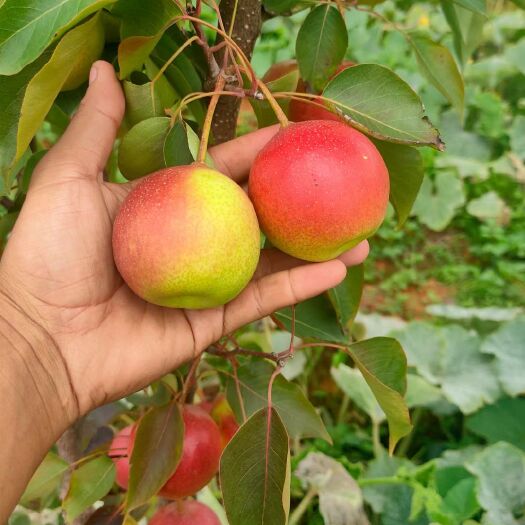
xmin=112 ymin=164 xmax=260 ymax=309
xmin=150 ymin=501 xmax=221 ymax=525
xmin=249 ymin=120 xmax=389 ymax=262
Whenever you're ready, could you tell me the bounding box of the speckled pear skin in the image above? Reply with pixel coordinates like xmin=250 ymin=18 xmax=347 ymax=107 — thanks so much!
xmin=248 ymin=121 xmax=389 ymax=262
xmin=112 ymin=164 xmax=260 ymax=309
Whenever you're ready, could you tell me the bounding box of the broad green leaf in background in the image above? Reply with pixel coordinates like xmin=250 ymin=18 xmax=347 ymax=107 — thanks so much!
xmin=481 ymin=317 xmax=525 ymax=396
xmin=0 ymin=0 xmax=114 ymax=75
xmin=409 ymin=33 xmax=464 ymax=116
xmin=118 ymin=116 xmax=170 ymax=180
xmin=328 ymin=264 xmax=364 ymax=330
xmin=372 ymin=140 xmax=424 ymax=227
xmin=510 ymin=115 xmax=525 ymax=157
xmin=63 ymin=456 xmax=115 ymax=521
xmin=113 ymin=0 xmax=180 ymax=78
xmin=466 ymin=191 xmax=509 ymax=224
xmin=163 ymin=119 xmax=195 ymax=168
xmin=251 ymin=69 xmax=299 ymax=127
xmin=126 ymin=402 xmax=184 ymax=510
xmin=466 ymin=397 xmax=525 ymax=451
xmin=411 ymin=172 xmax=465 ymax=231
xmin=123 ymin=79 xmax=165 ymax=127
xmin=331 ymin=364 xmax=385 ymax=423
xmin=346 ymin=337 xmax=412 ymax=452
xmin=0 ymin=52 xmax=50 ymax=193
xmin=295 ymin=452 xmax=369 ymax=525
xmin=226 ymin=361 xmax=331 ymax=442
xmin=466 ymin=442 xmax=525 ymax=525
xmin=439 ymin=326 xmax=500 ymax=414
xmin=323 ymin=65 xmax=443 ymax=149
xmin=15 ymin=13 xmax=105 ymax=161
xmin=296 ymin=5 xmax=348 ymax=93
xmin=405 ymin=374 xmax=446 ymax=409
xmin=452 ymin=0 xmax=486 ymax=14
xmin=20 ymin=452 xmax=68 ymax=506
xmin=221 ymin=408 xmax=290 ymax=525
xmin=275 ymin=294 xmax=347 ymax=343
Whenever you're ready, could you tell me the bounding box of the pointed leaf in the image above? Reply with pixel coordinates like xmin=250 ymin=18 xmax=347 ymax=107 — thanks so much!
xmin=453 ymin=0 xmax=486 ymax=14
xmin=123 ymin=79 xmax=165 ymax=127
xmin=163 ymin=119 xmax=195 ymax=167
xmin=15 ymin=12 xmax=105 ymax=160
xmin=0 ymin=0 xmax=114 ymax=75
xmin=296 ymin=5 xmax=348 ymax=93
xmin=409 ymin=33 xmax=464 ymax=116
xmin=226 ymin=361 xmax=331 ymax=442
xmin=323 ymin=64 xmax=443 ymax=149
xmin=327 ymin=264 xmax=364 ymax=329
xmin=220 ymin=408 xmax=290 ymax=525
xmin=275 ymin=294 xmax=347 ymax=343
xmin=63 ymin=456 xmax=115 ymax=521
xmin=126 ymin=402 xmax=184 ymax=510
xmin=118 ymin=116 xmax=170 ymax=180
xmin=346 ymin=337 xmax=412 ymax=453
xmin=372 ymin=139 xmax=424 ymax=227
xmin=20 ymin=452 xmax=68 ymax=505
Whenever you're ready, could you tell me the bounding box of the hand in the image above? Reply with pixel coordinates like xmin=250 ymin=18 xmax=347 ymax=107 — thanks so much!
xmin=0 ymin=61 xmax=368 ymax=423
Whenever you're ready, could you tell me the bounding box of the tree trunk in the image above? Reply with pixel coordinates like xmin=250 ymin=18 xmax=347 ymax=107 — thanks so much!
xmin=212 ymin=0 xmax=262 ymax=144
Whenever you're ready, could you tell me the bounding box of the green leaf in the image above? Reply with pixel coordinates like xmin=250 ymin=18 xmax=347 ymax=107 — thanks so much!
xmin=466 ymin=442 xmax=525 ymax=525
xmin=0 ymin=212 xmax=18 ymax=246
xmin=405 ymin=374 xmax=445 ymax=409
xmin=411 ymin=172 xmax=465 ymax=231
xmin=481 ymin=317 xmax=525 ymax=396
xmin=263 ymin=0 xmax=301 ymax=15
xmin=163 ymin=119 xmax=195 ymax=167
xmin=453 ymin=0 xmax=486 ymax=14
xmin=250 ymin=69 xmax=299 ymax=127
xmin=63 ymin=456 xmax=115 ymax=521
xmin=123 ymin=79 xmax=165 ymax=127
xmin=372 ymin=139 xmax=423 ymax=227
xmin=118 ymin=116 xmax=170 ymax=180
xmin=327 ymin=264 xmax=364 ymax=329
xmin=323 ymin=64 xmax=443 ymax=149
xmin=441 ymin=477 xmax=480 ymax=522
xmin=296 ymin=5 xmax=348 ymax=93
xmin=20 ymin=150 xmax=46 ymax=194
xmin=466 ymin=397 xmax=525 ymax=451
xmin=226 ymin=361 xmax=331 ymax=442
xmin=113 ymin=0 xmax=180 ymax=78
xmin=0 ymin=52 xmax=50 ymax=193
xmin=409 ymin=33 xmax=464 ymax=116
xmin=275 ymin=295 xmax=346 ymax=343
xmin=466 ymin=191 xmax=509 ymax=223
xmin=509 ymin=0 xmax=525 ymax=8
xmin=332 ymin=364 xmax=385 ymax=423
xmin=220 ymin=408 xmax=290 ymax=525
xmin=346 ymin=337 xmax=412 ymax=452
xmin=0 ymin=0 xmax=113 ymax=75
xmin=20 ymin=452 xmax=68 ymax=505
xmin=126 ymin=402 xmax=184 ymax=511
xmin=15 ymin=12 xmax=104 ymax=161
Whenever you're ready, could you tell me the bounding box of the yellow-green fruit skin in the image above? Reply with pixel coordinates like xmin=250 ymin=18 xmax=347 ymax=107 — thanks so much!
xmin=112 ymin=165 xmax=260 ymax=309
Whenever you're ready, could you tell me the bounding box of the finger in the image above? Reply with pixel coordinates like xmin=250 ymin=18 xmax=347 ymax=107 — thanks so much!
xmin=36 ymin=61 xmax=125 ymax=181
xmin=256 ymin=240 xmax=369 ymax=278
xmin=223 ymin=259 xmax=347 ymax=332
xmin=209 ymin=124 xmax=279 ymax=183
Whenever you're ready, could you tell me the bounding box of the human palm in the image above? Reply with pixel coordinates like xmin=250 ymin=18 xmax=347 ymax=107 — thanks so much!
xmin=0 ymin=62 xmax=368 ymax=418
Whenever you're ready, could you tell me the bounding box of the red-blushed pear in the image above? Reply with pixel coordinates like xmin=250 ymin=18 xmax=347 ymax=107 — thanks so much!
xmin=107 ymin=406 xmax=222 ymax=498
xmin=160 ymin=405 xmax=222 ymax=499
xmin=249 ymin=120 xmax=389 ymax=262
xmin=289 ymin=61 xmax=356 ymax=122
xmin=201 ymin=394 xmax=239 ymax=448
xmin=112 ymin=164 xmax=260 ymax=309
xmin=150 ymin=501 xmax=221 ymax=525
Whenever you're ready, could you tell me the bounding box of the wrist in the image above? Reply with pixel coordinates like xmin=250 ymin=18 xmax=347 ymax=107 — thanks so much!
xmin=0 ymin=281 xmax=79 ymax=439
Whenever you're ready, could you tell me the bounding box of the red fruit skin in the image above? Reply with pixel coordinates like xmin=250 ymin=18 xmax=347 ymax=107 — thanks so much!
xmin=262 ymin=59 xmax=299 ymax=82
xmin=108 ymin=425 xmax=134 ymax=490
xmin=289 ymin=61 xmax=356 ymax=123
xmin=149 ymin=501 xmax=221 ymax=525
xmin=159 ymin=405 xmax=223 ymax=499
xmin=248 ymin=120 xmax=389 ymax=262
xmin=209 ymin=395 xmax=240 ymax=449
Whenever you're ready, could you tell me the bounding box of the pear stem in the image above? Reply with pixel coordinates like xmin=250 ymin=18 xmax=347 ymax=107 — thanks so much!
xmin=197 ymin=74 xmax=226 ymax=164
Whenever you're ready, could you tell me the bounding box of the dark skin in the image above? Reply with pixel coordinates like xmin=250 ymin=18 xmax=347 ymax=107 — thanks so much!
xmin=0 ymin=62 xmax=368 ymax=519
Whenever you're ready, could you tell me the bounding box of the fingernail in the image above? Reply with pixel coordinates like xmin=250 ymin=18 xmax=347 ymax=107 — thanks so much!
xmin=89 ymin=64 xmax=98 ymax=85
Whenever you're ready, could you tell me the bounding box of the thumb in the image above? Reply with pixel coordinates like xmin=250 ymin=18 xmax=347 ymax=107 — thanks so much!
xmin=35 ymin=61 xmax=125 ymax=183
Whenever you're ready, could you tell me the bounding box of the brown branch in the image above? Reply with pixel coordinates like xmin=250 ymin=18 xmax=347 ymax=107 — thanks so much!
xmin=211 ymin=0 xmax=262 ymax=143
